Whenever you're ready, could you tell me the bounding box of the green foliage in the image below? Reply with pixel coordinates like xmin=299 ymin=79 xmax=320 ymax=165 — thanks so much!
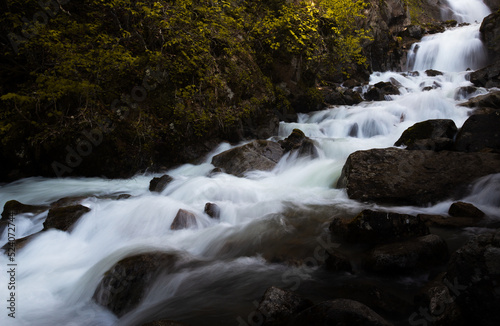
xmin=0 ymin=0 xmax=371 ymax=176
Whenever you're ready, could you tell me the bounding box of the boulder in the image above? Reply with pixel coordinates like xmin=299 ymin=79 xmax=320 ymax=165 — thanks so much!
xmin=454 ymin=112 xmax=500 ymax=153
xmin=1 ymin=200 xmax=47 ymax=220
xmin=412 ymin=273 xmax=464 ymax=326
xmin=324 ymin=250 xmax=352 ymax=273
xmin=204 ymin=202 xmax=220 ymax=219
xmin=171 ymin=209 xmax=197 ymax=230
xmin=324 ymin=88 xmax=363 ymax=106
xmin=279 ymin=129 xmax=318 ymax=158
xmin=290 ymin=299 xmax=393 ymax=326
xmin=425 ymin=69 xmax=443 ymax=77
xmin=460 ymin=90 xmax=500 ymax=109
xmin=394 ymin=119 xmax=457 ymax=151
xmin=470 ymin=62 xmax=500 ymax=88
xmin=336 ymin=148 xmax=500 ymax=205
xmin=211 ymin=140 xmax=284 ymax=177
xmin=254 ymin=286 xmax=313 ymax=326
xmin=448 ymin=202 xmax=485 ymax=218
xmin=43 ymin=205 xmax=91 ymax=231
xmin=93 ymin=252 xmax=176 ymax=317
xmin=444 ymin=230 xmax=500 ymax=326
xmin=364 ymin=82 xmax=400 ymax=101
xmin=418 ymin=214 xmax=483 ymax=229
xmin=149 ymin=174 xmax=173 ymax=192
xmin=330 ymin=210 xmax=429 ymax=244
xmin=364 ymin=234 xmax=449 ymax=273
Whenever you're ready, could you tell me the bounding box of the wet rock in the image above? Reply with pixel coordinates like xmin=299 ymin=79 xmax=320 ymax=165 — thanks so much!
xmin=49 ymin=196 xmax=87 ymax=208
xmin=149 ymin=174 xmax=174 ymax=192
xmin=454 ymin=86 xmax=478 ymax=101
xmin=460 ymin=90 xmax=500 ymax=109
xmin=394 ymin=119 xmax=457 ymax=151
xmin=365 ymin=82 xmax=400 ymax=101
xmin=325 ymin=250 xmax=352 ymax=273
xmin=330 ymin=210 xmax=429 ymax=245
xmin=444 ymin=229 xmax=500 ymax=326
xmin=448 ymin=202 xmax=485 ymax=218
xmin=364 ymin=234 xmax=449 ymax=273
xmin=290 ymin=299 xmax=393 ymax=326
xmin=481 ymin=10 xmax=500 ymax=63
xmin=171 ymin=209 xmax=197 ymax=230
xmin=279 ymin=129 xmax=318 ymax=158
xmin=204 ymin=202 xmax=220 ymax=219
xmin=325 ymin=88 xmax=363 ymax=106
xmin=336 ymin=148 xmax=500 ymax=205
xmin=93 ymin=252 xmax=176 ymax=317
xmin=43 ymin=205 xmax=91 ymax=231
xmin=454 ymin=112 xmax=500 ymax=153
xmin=1 ymin=200 xmax=47 ymax=221
xmin=412 ymin=273 xmax=464 ymax=326
xmin=254 ymin=286 xmax=313 ymax=326
xmin=470 ymin=62 xmax=500 ymax=88
xmin=211 ymin=140 xmax=284 ymax=177
xmin=418 ymin=214 xmax=483 ymax=229
xmin=425 ymin=69 xmax=444 ymax=77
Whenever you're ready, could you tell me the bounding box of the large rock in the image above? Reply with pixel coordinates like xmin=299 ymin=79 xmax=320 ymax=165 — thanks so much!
xmin=336 ymin=148 xmax=500 ymax=205
xmin=43 ymin=205 xmax=91 ymax=231
xmin=364 ymin=81 xmax=400 ymax=101
xmin=290 ymin=299 xmax=393 ymax=326
xmin=470 ymin=62 xmax=500 ymax=88
xmin=149 ymin=174 xmax=173 ymax=192
xmin=418 ymin=214 xmax=484 ymax=229
xmin=254 ymin=286 xmax=313 ymax=326
xmin=211 ymin=140 xmax=284 ymax=177
xmin=448 ymin=202 xmax=485 ymax=218
xmin=93 ymin=252 xmax=176 ymax=317
xmin=394 ymin=119 xmax=457 ymax=151
xmin=170 ymin=209 xmax=197 ymax=230
xmin=444 ymin=230 xmax=500 ymax=326
xmin=279 ymin=129 xmax=318 ymax=158
xmin=480 ymin=10 xmax=500 ymax=63
xmin=454 ymin=112 xmax=500 ymax=153
xmin=460 ymin=90 xmax=500 ymax=109
xmin=364 ymin=234 xmax=449 ymax=273
xmin=330 ymin=210 xmax=429 ymax=244
xmin=1 ymin=200 xmax=47 ymax=220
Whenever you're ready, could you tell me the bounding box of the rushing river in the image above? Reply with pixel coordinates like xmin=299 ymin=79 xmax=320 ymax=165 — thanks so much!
xmin=1 ymin=1 xmax=498 ymax=325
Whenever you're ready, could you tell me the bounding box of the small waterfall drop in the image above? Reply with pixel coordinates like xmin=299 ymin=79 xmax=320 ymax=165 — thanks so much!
xmin=442 ymin=0 xmax=492 ymax=23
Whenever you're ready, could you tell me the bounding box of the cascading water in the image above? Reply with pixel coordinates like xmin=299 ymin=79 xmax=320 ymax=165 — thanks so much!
xmin=1 ymin=1 xmax=498 ymax=326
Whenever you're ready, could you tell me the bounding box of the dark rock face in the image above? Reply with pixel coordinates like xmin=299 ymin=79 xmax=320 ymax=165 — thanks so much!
xmin=484 ymin=0 xmax=500 ymax=12
xmin=364 ymin=234 xmax=449 ymax=273
xmin=211 ymin=140 xmax=284 ymax=177
xmin=394 ymin=119 xmax=457 ymax=151
xmin=330 ymin=210 xmax=429 ymax=244
xmin=325 ymin=250 xmax=352 ymax=273
xmin=254 ymin=286 xmax=313 ymax=325
xmin=43 ymin=205 xmax=91 ymax=231
xmin=448 ymin=202 xmax=485 ymax=218
xmin=444 ymin=230 xmax=500 ymax=326
xmin=204 ymin=202 xmax=220 ymax=219
xmin=149 ymin=175 xmax=174 ymax=192
xmin=454 ymin=112 xmax=500 ymax=153
xmin=290 ymin=299 xmax=393 ymax=326
xmin=336 ymin=148 xmax=500 ymax=205
xmin=364 ymin=82 xmax=400 ymax=101
xmin=171 ymin=209 xmax=197 ymax=230
xmin=481 ymin=10 xmax=500 ymax=63
xmin=413 ymin=274 xmax=464 ymax=326
xmin=279 ymin=129 xmax=318 ymax=158
xmin=93 ymin=252 xmax=176 ymax=317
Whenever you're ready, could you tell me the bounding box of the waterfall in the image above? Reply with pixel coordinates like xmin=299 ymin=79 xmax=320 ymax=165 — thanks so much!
xmin=408 ymin=0 xmax=491 ymax=72
xmin=0 ymin=1 xmax=497 ymax=326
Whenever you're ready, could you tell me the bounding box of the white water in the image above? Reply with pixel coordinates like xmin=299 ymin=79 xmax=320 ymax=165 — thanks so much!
xmin=1 ymin=2 xmax=498 ymax=326
xmin=442 ymin=0 xmax=492 ymax=23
